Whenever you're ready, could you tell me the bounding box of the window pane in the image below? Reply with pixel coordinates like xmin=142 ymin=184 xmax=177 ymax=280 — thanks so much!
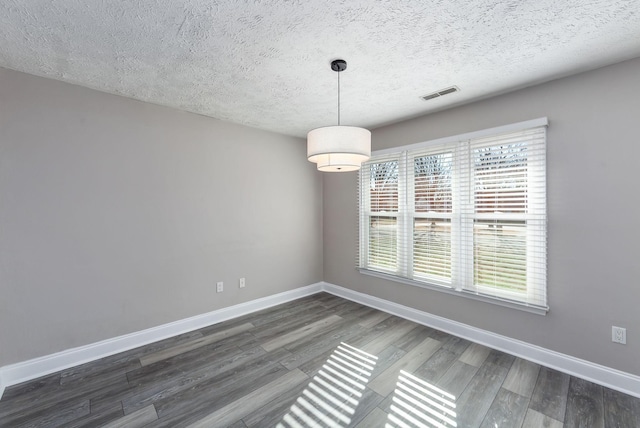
xmin=414 ymin=218 xmax=451 ymax=281
xmin=370 ymin=161 xmax=399 ymax=212
xmin=473 ymin=220 xmax=526 ymax=292
xmin=369 ymin=216 xmax=397 ymax=270
xmin=414 ymin=153 xmax=452 ymax=213
xmin=474 ymin=144 xmax=527 ymax=214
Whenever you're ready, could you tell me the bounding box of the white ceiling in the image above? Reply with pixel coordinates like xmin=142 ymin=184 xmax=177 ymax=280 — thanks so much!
xmin=2 ymin=0 xmax=640 ymax=137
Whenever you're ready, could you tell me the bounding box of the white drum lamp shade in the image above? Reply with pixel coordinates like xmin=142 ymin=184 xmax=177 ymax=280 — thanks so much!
xmin=307 ymin=59 xmax=370 ymax=172
xmin=307 ymin=126 xmax=371 ymax=172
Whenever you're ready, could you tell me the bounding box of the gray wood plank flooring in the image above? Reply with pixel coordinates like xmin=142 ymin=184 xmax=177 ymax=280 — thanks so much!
xmin=1 ymin=292 xmax=638 ymax=427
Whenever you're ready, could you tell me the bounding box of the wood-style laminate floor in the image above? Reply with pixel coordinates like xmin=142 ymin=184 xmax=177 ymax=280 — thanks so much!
xmin=1 ymin=293 xmax=639 ymax=427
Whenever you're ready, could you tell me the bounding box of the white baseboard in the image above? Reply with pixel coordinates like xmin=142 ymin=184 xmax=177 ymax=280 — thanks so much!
xmin=2 ymin=280 xmax=639 ymax=401
xmin=321 ymin=281 xmax=640 ymax=399
xmin=0 ymin=283 xmax=323 ymax=399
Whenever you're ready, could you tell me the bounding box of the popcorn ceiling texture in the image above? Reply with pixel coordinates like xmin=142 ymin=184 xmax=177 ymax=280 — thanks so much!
xmin=1 ymin=0 xmax=640 ymax=137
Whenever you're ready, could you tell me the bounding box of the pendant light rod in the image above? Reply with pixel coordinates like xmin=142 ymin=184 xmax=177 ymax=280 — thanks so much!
xmin=331 ymin=59 xmax=347 ymax=126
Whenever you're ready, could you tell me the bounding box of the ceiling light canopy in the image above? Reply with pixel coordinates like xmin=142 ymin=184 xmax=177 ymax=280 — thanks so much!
xmin=307 ymin=60 xmax=371 ymax=172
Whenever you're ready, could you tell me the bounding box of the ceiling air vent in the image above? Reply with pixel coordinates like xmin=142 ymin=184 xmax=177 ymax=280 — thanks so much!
xmin=421 ymin=86 xmax=460 ymax=101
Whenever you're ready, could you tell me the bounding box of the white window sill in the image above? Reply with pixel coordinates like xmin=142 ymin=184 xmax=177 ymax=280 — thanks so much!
xmin=358 ymin=268 xmax=549 ymax=316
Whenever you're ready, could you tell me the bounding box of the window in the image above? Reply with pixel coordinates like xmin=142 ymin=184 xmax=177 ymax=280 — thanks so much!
xmin=358 ymin=119 xmax=547 ymax=312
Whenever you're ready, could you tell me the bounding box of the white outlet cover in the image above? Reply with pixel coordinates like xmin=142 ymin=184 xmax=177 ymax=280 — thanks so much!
xmin=216 ymin=282 xmax=223 ymax=293
xmin=612 ymin=326 xmax=626 ymax=344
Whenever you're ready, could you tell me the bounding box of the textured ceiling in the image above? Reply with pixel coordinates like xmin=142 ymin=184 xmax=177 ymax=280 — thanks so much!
xmin=1 ymin=0 xmax=640 ymax=137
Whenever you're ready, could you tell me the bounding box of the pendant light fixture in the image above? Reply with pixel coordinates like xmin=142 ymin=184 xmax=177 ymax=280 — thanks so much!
xmin=307 ymin=59 xmax=371 ymax=172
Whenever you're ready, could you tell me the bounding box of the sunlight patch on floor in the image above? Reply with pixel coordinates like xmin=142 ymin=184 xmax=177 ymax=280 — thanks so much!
xmin=386 ymin=370 xmax=457 ymax=428
xmin=277 ymin=343 xmax=378 ymax=427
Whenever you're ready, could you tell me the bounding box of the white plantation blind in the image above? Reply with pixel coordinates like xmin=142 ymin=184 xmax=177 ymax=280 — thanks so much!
xmin=409 ymin=145 xmax=454 ymax=286
xmin=358 ymin=119 xmax=547 ymax=311
xmin=359 ymin=154 xmax=402 ymax=274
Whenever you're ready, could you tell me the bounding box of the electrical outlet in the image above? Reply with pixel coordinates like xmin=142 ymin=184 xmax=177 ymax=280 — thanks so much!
xmin=239 ymin=277 xmax=245 ymax=288
xmin=612 ymin=326 xmax=626 ymax=344
xmin=216 ymin=281 xmax=223 ymax=293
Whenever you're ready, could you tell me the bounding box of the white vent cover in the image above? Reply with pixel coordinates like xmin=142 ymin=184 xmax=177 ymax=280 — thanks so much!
xmin=421 ymin=86 xmax=460 ymax=101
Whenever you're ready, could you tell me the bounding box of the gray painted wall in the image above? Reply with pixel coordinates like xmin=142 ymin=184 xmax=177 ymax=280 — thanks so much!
xmin=2 ymin=57 xmax=639 ymax=378
xmin=0 ymin=68 xmax=323 ymax=366
xmin=324 ymin=57 xmax=640 ymax=376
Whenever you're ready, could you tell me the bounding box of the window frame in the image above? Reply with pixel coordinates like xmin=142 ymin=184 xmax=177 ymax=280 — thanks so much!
xmin=358 ymin=118 xmax=548 ymax=314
